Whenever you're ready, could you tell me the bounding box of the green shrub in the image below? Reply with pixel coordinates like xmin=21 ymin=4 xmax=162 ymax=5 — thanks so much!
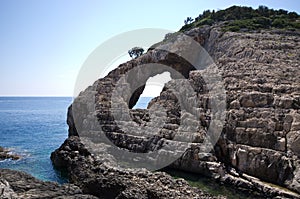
xmin=180 ymin=23 xmax=194 ymax=31
xmin=272 ymin=18 xmax=287 ymax=28
xmin=223 ymin=26 xmax=241 ymax=32
xmin=195 ymin=18 xmax=214 ymax=26
xmin=253 ymin=17 xmax=272 ymax=28
xmin=291 ymin=21 xmax=300 ymax=29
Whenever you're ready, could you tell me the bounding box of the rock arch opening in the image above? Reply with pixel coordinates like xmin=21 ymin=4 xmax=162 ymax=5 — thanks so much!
xmin=132 ymin=72 xmax=171 ymax=109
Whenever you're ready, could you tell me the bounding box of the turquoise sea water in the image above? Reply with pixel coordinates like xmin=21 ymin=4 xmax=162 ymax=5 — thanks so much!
xmin=0 ymin=97 xmax=72 ymax=183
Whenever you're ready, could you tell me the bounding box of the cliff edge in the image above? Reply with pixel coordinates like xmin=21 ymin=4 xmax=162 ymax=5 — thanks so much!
xmin=52 ymin=6 xmax=300 ymax=199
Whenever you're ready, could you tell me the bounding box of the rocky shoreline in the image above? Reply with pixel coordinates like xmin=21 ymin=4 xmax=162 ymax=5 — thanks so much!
xmin=0 ymin=168 xmax=98 ymax=199
xmin=50 ymin=136 xmax=224 ymax=199
xmin=0 ymin=142 xmax=222 ymax=198
xmin=51 ymin=137 xmax=299 ymax=198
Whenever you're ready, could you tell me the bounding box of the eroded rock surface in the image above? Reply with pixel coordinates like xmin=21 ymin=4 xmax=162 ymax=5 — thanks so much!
xmin=171 ymin=28 xmax=300 ymax=198
xmin=0 ymin=169 xmax=98 ymax=199
xmin=51 ymin=137 xmax=224 ymax=199
xmin=53 ymin=25 xmax=300 ymax=198
xmin=207 ymin=28 xmax=300 ymax=193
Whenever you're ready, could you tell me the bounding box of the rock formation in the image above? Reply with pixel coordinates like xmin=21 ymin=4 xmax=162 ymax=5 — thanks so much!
xmin=0 ymin=169 xmax=98 ymax=199
xmin=0 ymin=146 xmax=20 ymax=161
xmin=206 ymin=28 xmax=300 ymax=194
xmin=171 ymin=27 xmax=300 ymax=198
xmin=51 ymin=23 xmax=300 ymax=198
xmin=51 ymin=137 xmax=224 ymax=199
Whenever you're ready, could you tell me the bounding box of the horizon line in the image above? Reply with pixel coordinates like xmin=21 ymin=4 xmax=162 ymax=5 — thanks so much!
xmin=0 ymin=95 xmax=156 ymax=98
xmin=0 ymin=95 xmax=73 ymax=97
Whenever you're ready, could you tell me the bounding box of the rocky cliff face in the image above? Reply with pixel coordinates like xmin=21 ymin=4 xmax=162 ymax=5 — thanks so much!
xmin=169 ymin=27 xmax=300 ymax=197
xmin=206 ymin=28 xmax=300 ymax=192
xmin=52 ymin=24 xmax=300 ymax=198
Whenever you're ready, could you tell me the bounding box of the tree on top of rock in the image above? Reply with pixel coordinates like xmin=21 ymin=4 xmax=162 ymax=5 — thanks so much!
xmin=184 ymin=17 xmax=194 ymax=25
xmin=128 ymin=47 xmax=144 ymax=59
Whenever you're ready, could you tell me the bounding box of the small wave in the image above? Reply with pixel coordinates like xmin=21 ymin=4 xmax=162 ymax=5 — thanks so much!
xmin=0 ymin=158 xmax=13 ymax=163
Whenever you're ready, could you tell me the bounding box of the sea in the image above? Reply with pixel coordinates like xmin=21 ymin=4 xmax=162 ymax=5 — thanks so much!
xmin=0 ymin=97 xmax=72 ymax=183
xmin=0 ymin=96 xmax=151 ymax=183
xmin=0 ymin=97 xmax=259 ymax=198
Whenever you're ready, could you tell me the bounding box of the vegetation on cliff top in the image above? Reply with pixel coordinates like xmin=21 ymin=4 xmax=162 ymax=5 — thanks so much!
xmin=180 ymin=5 xmax=300 ymax=32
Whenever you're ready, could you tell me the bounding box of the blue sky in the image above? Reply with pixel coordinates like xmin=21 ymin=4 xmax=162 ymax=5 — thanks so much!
xmin=0 ymin=0 xmax=299 ymax=96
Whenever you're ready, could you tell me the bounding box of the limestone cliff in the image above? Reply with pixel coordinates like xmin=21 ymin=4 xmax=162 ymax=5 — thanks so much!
xmin=207 ymin=28 xmax=300 ymax=192
xmin=171 ymin=27 xmax=300 ymax=197
xmin=52 ymin=19 xmax=300 ymax=199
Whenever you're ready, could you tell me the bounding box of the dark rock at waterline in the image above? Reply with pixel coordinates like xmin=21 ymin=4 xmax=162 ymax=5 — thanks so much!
xmin=51 ymin=136 xmax=224 ymax=199
xmin=0 ymin=147 xmax=20 ymax=161
xmin=0 ymin=169 xmax=98 ymax=199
